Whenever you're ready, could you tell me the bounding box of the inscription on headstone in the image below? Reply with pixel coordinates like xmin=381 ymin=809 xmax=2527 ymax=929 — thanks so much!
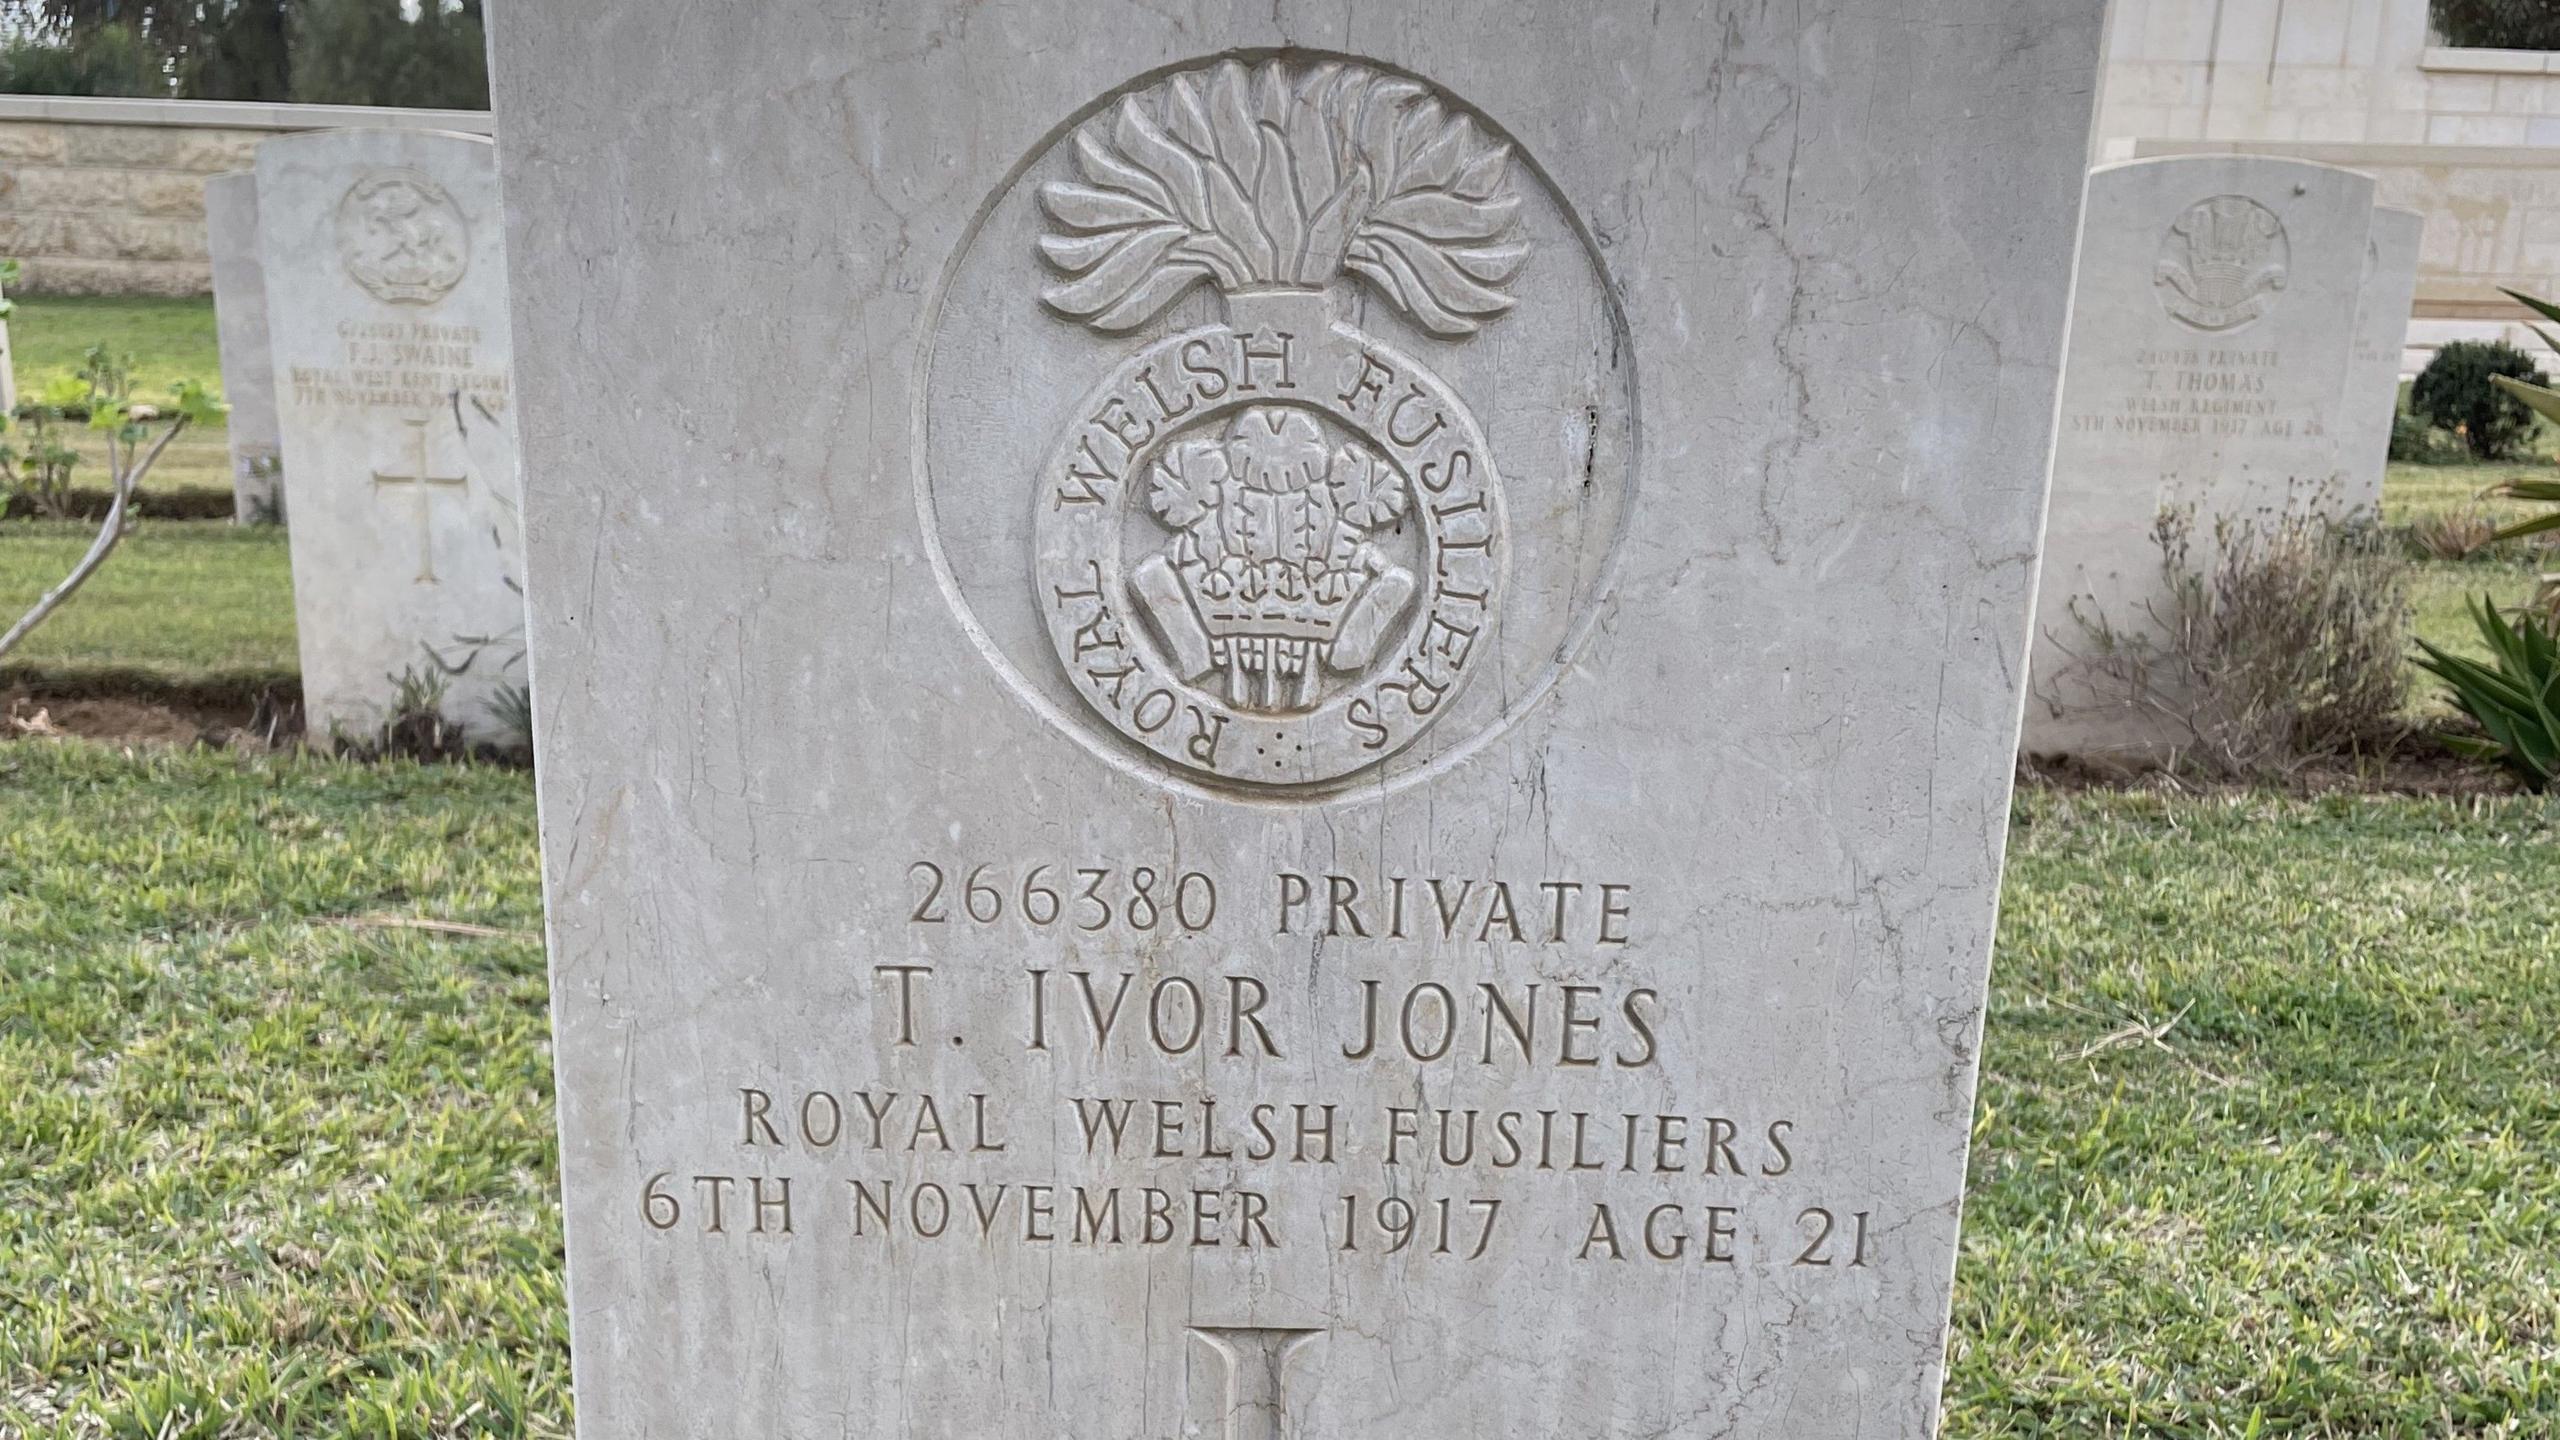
xmin=206 ymin=171 xmax=284 ymax=524
xmin=491 ymin=7 xmax=2105 ymax=1436
xmin=256 ymin=129 xmax=523 ymax=741
xmin=2027 ymin=156 xmax=2380 ymax=754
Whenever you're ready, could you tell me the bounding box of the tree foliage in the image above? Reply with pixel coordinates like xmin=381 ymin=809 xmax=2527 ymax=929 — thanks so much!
xmin=0 ymin=0 xmax=484 ymax=108
xmin=2434 ymin=0 xmax=2560 ymax=52
xmin=287 ymin=0 xmax=484 ymax=110
xmin=0 ymin=17 xmax=160 ymax=96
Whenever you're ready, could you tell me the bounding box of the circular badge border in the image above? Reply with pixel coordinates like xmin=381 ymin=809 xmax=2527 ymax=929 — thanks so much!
xmin=912 ymin=47 xmax=1642 ymax=806
xmin=336 ymin=166 xmax=470 ymax=307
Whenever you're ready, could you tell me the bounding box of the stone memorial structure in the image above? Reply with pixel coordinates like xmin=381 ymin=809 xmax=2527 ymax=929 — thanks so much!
xmin=0 ymin=265 xmax=15 ymax=418
xmin=255 ymin=129 xmax=522 ymax=741
xmin=2340 ymin=207 xmax=2425 ymax=514
xmin=2027 ymin=156 xmax=2379 ymax=756
xmin=206 ymin=170 xmax=285 ymax=523
xmin=491 ymin=6 xmax=2104 ymax=1436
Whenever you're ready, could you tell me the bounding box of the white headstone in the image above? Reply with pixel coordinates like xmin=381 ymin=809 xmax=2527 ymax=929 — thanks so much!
xmin=206 ymin=170 xmax=285 ymax=524
xmin=491 ymin=10 xmax=2104 ymax=1437
xmin=255 ymin=129 xmax=523 ymax=742
xmin=2340 ymin=206 xmax=2424 ymax=514
xmin=2026 ymin=156 xmax=2378 ymax=755
xmin=0 ymin=266 xmax=14 ymax=418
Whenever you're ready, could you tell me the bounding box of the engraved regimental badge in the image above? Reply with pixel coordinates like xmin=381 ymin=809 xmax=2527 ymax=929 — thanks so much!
xmin=337 ymin=168 xmax=469 ymax=305
xmin=1032 ymin=58 xmax=1521 ymax=787
xmin=2153 ymin=194 xmax=2288 ymax=333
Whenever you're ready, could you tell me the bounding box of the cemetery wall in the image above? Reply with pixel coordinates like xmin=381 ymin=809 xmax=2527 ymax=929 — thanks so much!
xmin=2097 ymin=0 xmax=2560 ymax=148
xmin=0 ymin=96 xmax=492 ymax=296
xmin=2093 ymin=0 xmax=2560 ymax=369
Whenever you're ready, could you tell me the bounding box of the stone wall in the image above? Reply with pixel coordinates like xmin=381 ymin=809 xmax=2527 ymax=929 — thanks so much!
xmin=0 ymin=96 xmax=491 ymax=296
xmin=2093 ymin=0 xmax=2560 ymax=368
xmin=2095 ymin=0 xmax=2560 ymax=146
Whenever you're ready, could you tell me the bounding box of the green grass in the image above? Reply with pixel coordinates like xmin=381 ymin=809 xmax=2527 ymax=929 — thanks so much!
xmin=11 ymin=296 xmax=226 ymax=402
xmin=0 ymin=520 xmax=296 ymax=689
xmin=1950 ymin=789 xmax=2560 ymax=1436
xmin=0 ymin=744 xmax=561 ymax=1438
xmin=2409 ymin=555 xmax=2547 ymax=669
xmin=10 ymin=295 xmax=235 ymax=503
xmin=2381 ymin=459 xmax=2544 ymax=530
xmin=2379 ymin=457 xmax=2559 ymax=679
xmin=1 ymin=748 xmax=2554 ymax=1436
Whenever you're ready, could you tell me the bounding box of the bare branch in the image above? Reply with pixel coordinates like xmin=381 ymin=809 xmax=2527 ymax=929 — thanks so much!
xmin=0 ymin=415 xmax=191 ymax=663
xmin=0 ymin=464 xmax=139 ymax=661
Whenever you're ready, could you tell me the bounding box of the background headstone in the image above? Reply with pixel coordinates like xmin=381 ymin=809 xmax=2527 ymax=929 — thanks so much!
xmin=255 ymin=128 xmax=522 ymax=743
xmin=2026 ymin=156 xmax=2378 ymax=755
xmin=2340 ymin=206 xmax=2424 ymax=514
xmin=0 ymin=269 xmax=13 ymax=418
xmin=206 ymin=170 xmax=285 ymax=524
xmin=491 ymin=7 xmax=2104 ymax=1437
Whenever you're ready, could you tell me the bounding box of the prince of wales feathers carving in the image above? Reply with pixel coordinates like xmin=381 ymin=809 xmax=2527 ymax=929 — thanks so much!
xmin=1036 ymin=59 xmax=1524 ymax=714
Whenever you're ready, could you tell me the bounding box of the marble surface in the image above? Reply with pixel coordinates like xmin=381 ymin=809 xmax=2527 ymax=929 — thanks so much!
xmin=205 ymin=170 xmax=284 ymax=523
xmin=2341 ymin=206 xmax=2425 ymax=514
xmin=256 ymin=128 xmax=523 ymax=740
xmin=488 ymin=5 xmax=2105 ymax=1436
xmin=2026 ymin=156 xmax=2379 ymax=756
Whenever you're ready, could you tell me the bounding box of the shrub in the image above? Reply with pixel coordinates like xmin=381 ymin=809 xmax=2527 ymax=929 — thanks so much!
xmin=335 ymin=662 xmax=470 ymax=763
xmin=2410 ymin=340 xmax=2546 ymax=461
xmin=2058 ymin=507 xmax=2413 ymax=776
xmin=1 ymin=374 xmax=89 ymax=519
xmin=2415 ymin=597 xmax=2560 ymax=790
xmin=2403 ymin=508 xmax=2499 ymax=561
xmin=2388 ymin=409 xmax=2466 ymax=465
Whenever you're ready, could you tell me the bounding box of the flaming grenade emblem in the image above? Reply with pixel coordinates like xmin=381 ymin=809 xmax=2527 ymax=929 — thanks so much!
xmin=2153 ymin=194 xmax=2289 ymax=333
xmin=1032 ymin=57 xmax=1523 ymax=787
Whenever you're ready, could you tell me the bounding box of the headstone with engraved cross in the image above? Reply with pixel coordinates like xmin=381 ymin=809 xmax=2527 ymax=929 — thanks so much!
xmin=492 ymin=5 xmax=2107 ymax=1437
xmin=255 ymin=127 xmax=524 ymax=743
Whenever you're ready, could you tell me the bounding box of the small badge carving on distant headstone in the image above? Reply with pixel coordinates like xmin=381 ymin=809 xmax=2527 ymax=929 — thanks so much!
xmin=336 ymin=168 xmax=469 ymax=305
xmin=2153 ymin=194 xmax=2288 ymax=332
xmin=1031 ymin=57 xmax=1522 ymax=787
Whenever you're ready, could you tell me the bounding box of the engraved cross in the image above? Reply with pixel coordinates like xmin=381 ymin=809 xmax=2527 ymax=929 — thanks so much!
xmin=371 ymin=416 xmax=467 ymax=584
xmin=1189 ymin=1326 xmax=1321 ymax=1440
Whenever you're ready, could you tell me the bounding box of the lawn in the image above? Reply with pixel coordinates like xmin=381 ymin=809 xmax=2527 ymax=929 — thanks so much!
xmin=2385 ymin=457 xmax=2558 ymax=671
xmin=10 ymin=295 xmax=235 ymax=505
xmin=0 ymin=744 xmax=2552 ymax=1436
xmin=0 ymin=520 xmax=296 ymax=692
xmin=0 ymin=744 xmax=560 ymax=1439
xmin=1954 ymin=789 xmax=2560 ymax=1436
xmin=11 ymin=296 xmax=226 ymax=399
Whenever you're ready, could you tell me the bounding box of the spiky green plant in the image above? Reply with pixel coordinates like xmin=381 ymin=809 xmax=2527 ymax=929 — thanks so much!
xmin=2472 ymin=290 xmax=2560 ymax=620
xmin=2414 ymin=595 xmax=2560 ymax=789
